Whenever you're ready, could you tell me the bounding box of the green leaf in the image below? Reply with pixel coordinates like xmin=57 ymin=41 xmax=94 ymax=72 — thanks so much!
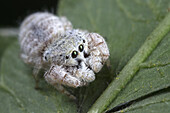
xmin=58 ymin=0 xmax=170 ymax=113
xmin=0 ymin=0 xmax=170 ymax=113
xmin=0 ymin=36 xmax=16 ymax=62
xmin=116 ymin=87 xmax=170 ymax=113
xmin=107 ymin=32 xmax=170 ymax=111
xmin=0 ymin=42 xmax=77 ymax=113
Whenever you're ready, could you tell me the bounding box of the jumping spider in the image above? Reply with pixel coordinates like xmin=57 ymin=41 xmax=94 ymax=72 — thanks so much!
xmin=19 ymin=12 xmax=110 ymax=99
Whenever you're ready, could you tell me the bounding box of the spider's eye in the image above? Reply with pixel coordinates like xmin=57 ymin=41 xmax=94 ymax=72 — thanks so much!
xmin=71 ymin=50 xmax=78 ymax=58
xmin=44 ymin=56 xmax=48 ymax=61
xmin=44 ymin=52 xmax=49 ymax=61
xmin=66 ymin=55 xmax=69 ymax=59
xmin=83 ymin=39 xmax=85 ymax=43
xmin=78 ymin=44 xmax=84 ymax=52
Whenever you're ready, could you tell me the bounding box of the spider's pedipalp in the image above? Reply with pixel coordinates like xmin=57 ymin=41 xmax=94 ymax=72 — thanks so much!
xmin=85 ymin=33 xmax=110 ymax=73
xmin=44 ymin=65 xmax=84 ymax=88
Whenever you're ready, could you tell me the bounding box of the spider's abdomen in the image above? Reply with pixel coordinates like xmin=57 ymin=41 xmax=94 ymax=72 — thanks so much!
xmin=19 ymin=12 xmax=72 ymax=65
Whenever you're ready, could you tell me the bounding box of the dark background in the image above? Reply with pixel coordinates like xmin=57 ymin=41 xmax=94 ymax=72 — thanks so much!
xmin=0 ymin=0 xmax=59 ymax=27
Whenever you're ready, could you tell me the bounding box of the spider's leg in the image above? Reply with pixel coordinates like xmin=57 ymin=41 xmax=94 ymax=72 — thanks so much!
xmin=44 ymin=65 xmax=84 ymax=99
xmin=33 ymin=67 xmax=41 ymax=89
xmin=54 ymin=84 xmax=76 ymax=100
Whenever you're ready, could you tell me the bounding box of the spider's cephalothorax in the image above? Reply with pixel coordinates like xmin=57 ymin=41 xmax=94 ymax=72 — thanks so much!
xmin=43 ymin=29 xmax=89 ymax=67
xmin=19 ymin=12 xmax=110 ymax=99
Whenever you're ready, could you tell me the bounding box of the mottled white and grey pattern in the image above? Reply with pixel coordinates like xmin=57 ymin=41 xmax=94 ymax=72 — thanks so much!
xmin=19 ymin=12 xmax=110 ymax=99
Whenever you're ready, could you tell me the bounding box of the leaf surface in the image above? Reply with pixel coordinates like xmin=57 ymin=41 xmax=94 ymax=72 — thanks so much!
xmin=0 ymin=0 xmax=170 ymax=113
xmin=0 ymin=42 xmax=77 ymax=113
xmin=59 ymin=0 xmax=170 ymax=112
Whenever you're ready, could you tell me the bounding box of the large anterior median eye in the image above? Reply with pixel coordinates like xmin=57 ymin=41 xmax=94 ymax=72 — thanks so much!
xmin=78 ymin=44 xmax=84 ymax=52
xmin=71 ymin=50 xmax=78 ymax=58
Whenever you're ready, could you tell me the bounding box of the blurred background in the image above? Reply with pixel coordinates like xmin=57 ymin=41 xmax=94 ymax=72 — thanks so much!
xmin=0 ymin=0 xmax=59 ymax=27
